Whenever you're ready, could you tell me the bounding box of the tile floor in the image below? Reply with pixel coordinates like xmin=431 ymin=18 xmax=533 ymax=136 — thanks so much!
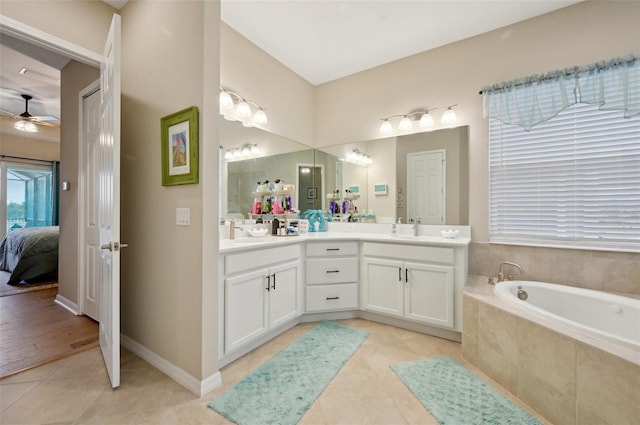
xmin=0 ymin=319 xmax=550 ymax=424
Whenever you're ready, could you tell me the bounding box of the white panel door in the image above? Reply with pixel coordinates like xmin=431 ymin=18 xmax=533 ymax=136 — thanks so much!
xmin=99 ymin=14 xmax=122 ymax=389
xmin=407 ymin=150 xmax=444 ymax=225
xmin=82 ymin=85 xmax=100 ymax=321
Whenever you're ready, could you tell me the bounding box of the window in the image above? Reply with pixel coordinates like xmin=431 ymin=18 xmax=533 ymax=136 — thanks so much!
xmin=489 ymin=103 xmax=640 ymax=252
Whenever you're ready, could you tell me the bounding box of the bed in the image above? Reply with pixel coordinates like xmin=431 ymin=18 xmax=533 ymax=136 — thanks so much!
xmin=0 ymin=226 xmax=59 ymax=286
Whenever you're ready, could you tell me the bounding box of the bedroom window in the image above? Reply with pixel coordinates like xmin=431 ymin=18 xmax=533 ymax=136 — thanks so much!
xmin=0 ymin=159 xmax=59 ymax=237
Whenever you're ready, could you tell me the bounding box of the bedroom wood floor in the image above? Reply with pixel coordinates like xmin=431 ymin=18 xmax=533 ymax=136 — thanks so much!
xmin=0 ymin=287 xmax=99 ymax=378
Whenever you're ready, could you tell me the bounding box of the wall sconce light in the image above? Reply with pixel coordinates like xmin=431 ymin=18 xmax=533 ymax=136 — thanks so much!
xmin=440 ymin=105 xmax=457 ymax=125
xmin=224 ymin=144 xmax=260 ymax=161
xmin=379 ymin=105 xmax=457 ymax=134
xmin=342 ymin=148 xmax=372 ymax=166
xmin=219 ymin=87 xmax=268 ymax=126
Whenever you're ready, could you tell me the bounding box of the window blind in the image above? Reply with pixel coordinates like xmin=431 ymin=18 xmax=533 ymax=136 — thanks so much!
xmin=489 ymin=103 xmax=640 ymax=252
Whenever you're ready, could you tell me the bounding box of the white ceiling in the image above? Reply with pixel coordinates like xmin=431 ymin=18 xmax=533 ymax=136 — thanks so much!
xmin=0 ymin=0 xmax=582 ymax=130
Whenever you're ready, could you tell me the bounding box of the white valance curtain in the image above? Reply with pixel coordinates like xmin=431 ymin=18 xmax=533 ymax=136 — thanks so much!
xmin=481 ymin=55 xmax=640 ymax=131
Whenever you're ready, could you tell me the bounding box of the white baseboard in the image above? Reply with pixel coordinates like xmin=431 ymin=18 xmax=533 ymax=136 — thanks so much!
xmin=55 ymin=294 xmax=79 ymax=315
xmin=120 ymin=334 xmax=222 ymax=397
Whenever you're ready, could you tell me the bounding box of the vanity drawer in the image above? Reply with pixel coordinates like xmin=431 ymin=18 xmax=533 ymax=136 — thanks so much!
xmin=306 ymin=241 xmax=358 ymax=257
xmin=306 ymin=257 xmax=357 ymax=284
xmin=306 ymin=283 xmax=358 ymax=312
xmin=225 ymin=244 xmax=300 ymax=275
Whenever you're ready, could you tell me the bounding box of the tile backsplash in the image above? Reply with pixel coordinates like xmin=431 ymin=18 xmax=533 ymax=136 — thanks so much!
xmin=469 ymin=243 xmax=640 ymax=295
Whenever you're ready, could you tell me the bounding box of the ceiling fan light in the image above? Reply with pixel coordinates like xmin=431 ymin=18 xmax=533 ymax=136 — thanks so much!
xmin=236 ymin=101 xmax=251 ymax=117
xmin=441 ymin=107 xmax=457 ymax=125
xmin=14 ymin=120 xmax=26 ymax=131
xmin=419 ymin=112 xmax=434 ymax=128
xmin=398 ymin=116 xmax=412 ymax=131
xmin=25 ymin=122 xmax=38 ymax=132
xmin=219 ymin=91 xmax=234 ymax=109
xmin=253 ymin=108 xmax=268 ymax=124
xmin=379 ymin=119 xmax=393 ymax=134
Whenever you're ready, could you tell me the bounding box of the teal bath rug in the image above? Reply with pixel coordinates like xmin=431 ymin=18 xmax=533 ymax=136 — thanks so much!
xmin=209 ymin=321 xmax=369 ymax=425
xmin=391 ymin=356 xmax=542 ymax=425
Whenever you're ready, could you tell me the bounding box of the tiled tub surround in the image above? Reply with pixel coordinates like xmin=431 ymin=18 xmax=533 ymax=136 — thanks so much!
xmin=463 ymin=277 xmax=640 ymax=425
xmin=469 ymin=242 xmax=640 ymax=295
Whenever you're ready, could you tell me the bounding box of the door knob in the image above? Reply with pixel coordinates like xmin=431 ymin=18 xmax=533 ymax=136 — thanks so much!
xmin=100 ymin=242 xmax=129 ymax=251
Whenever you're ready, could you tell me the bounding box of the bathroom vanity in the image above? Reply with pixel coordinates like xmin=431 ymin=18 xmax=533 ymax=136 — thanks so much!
xmin=218 ymin=226 xmax=469 ymax=367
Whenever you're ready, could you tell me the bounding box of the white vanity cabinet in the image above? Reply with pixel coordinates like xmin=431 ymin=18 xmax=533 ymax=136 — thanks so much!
xmin=223 ymin=244 xmax=302 ymax=355
xmin=361 ymin=242 xmax=455 ymax=329
xmin=305 ymin=241 xmax=358 ymax=312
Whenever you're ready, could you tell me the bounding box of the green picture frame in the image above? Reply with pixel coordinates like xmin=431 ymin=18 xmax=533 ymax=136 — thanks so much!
xmin=161 ymin=106 xmax=199 ymax=186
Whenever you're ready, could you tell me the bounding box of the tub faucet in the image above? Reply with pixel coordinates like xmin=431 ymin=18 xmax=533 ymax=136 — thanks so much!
xmin=229 ymin=219 xmax=243 ymax=240
xmin=498 ymin=261 xmax=523 ymax=282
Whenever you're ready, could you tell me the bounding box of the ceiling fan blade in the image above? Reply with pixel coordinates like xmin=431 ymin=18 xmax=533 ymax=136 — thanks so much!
xmin=34 ymin=120 xmax=60 ymax=128
xmin=0 ymin=108 xmax=18 ymax=118
xmin=32 ymin=115 xmax=59 ymax=122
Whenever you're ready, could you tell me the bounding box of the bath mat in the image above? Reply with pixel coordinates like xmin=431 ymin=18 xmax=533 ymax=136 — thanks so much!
xmin=391 ymin=356 xmax=542 ymax=425
xmin=209 ymin=321 xmax=369 ymax=425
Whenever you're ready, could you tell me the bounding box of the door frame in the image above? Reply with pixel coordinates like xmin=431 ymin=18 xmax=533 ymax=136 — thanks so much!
xmin=77 ymin=79 xmax=101 ymax=317
xmin=1 ymin=15 xmax=101 ymax=314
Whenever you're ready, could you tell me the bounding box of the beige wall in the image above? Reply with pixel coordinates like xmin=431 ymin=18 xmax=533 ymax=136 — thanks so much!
xmin=59 ymin=60 xmax=99 ymax=303
xmin=0 ymin=133 xmax=60 ymax=161
xmin=119 ymin=0 xmax=220 ymax=380
xmin=0 ymin=0 xmax=115 ymax=55
xmin=315 ymin=0 xmax=640 ymax=243
xmin=220 ymin=23 xmax=315 ymax=146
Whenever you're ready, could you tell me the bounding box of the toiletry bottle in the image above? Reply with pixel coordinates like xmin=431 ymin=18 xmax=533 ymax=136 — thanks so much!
xmin=391 ymin=220 xmax=398 ymax=236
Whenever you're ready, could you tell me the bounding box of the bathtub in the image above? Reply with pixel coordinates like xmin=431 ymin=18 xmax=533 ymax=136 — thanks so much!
xmin=494 ymin=280 xmax=640 ymax=353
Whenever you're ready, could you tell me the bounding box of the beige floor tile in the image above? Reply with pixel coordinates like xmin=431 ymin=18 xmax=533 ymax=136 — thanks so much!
xmin=0 ymin=318 xmax=553 ymax=425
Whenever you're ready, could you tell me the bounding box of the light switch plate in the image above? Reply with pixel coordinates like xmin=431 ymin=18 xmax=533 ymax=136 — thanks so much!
xmin=176 ymin=208 xmax=190 ymax=226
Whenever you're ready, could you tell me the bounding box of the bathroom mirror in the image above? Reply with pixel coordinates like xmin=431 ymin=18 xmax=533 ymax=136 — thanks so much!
xmin=221 ymin=118 xmax=315 ymax=217
xmin=221 ymin=117 xmax=469 ymax=225
xmin=316 ymin=125 xmax=469 ymax=225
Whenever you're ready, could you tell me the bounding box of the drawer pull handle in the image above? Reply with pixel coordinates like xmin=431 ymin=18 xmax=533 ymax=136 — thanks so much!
xmin=326 ymin=248 xmax=340 ymax=251
xmin=326 ymin=270 xmax=340 ymax=273
xmin=326 ymin=296 xmax=340 ymax=300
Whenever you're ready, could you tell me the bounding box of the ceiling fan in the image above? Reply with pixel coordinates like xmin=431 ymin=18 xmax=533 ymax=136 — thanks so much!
xmin=0 ymin=94 xmax=60 ymax=132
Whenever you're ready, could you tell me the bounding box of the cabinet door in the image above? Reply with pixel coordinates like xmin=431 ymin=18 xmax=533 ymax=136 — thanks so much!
xmin=362 ymin=257 xmax=404 ymax=318
xmin=268 ymin=261 xmax=300 ymax=329
xmin=404 ymin=262 xmax=454 ymax=328
xmin=225 ymin=268 xmax=269 ymax=353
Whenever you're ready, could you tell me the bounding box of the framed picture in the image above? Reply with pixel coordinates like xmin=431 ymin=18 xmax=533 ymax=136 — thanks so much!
xmin=161 ymin=106 xmax=199 ymax=186
xmin=307 ymin=187 xmax=317 ymax=199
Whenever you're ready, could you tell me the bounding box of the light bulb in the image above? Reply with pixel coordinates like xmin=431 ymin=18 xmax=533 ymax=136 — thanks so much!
xmin=224 ymin=151 xmax=233 ymax=160
xmin=441 ymin=107 xmax=457 ymax=125
xmin=233 ymin=149 xmax=241 ymax=159
xmin=236 ymin=101 xmax=251 ymax=117
xmin=250 ymin=145 xmax=260 ymax=155
xmin=398 ymin=116 xmax=412 ymax=131
xmin=241 ymin=146 xmax=250 ymax=156
xmin=219 ymin=91 xmax=233 ymax=109
xmin=253 ymin=109 xmax=268 ymax=124
xmin=379 ymin=120 xmax=392 ymax=134
xmin=419 ymin=112 xmax=434 ymax=128
xmin=14 ymin=120 xmax=26 ymax=131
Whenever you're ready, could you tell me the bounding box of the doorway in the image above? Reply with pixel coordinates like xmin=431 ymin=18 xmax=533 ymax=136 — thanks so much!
xmin=407 ymin=149 xmax=445 ymax=225
xmin=297 ymin=164 xmax=323 ymax=215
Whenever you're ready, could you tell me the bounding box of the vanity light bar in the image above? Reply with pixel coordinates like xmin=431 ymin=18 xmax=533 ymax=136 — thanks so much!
xmin=379 ymin=105 xmax=457 ymax=134
xmin=219 ymin=86 xmax=268 ymax=126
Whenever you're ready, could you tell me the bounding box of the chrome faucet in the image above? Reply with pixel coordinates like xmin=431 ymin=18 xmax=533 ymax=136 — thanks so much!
xmin=228 ymin=219 xmax=244 ymax=240
xmin=498 ymin=261 xmax=523 ymax=282
xmin=411 ymin=217 xmax=421 ymax=236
